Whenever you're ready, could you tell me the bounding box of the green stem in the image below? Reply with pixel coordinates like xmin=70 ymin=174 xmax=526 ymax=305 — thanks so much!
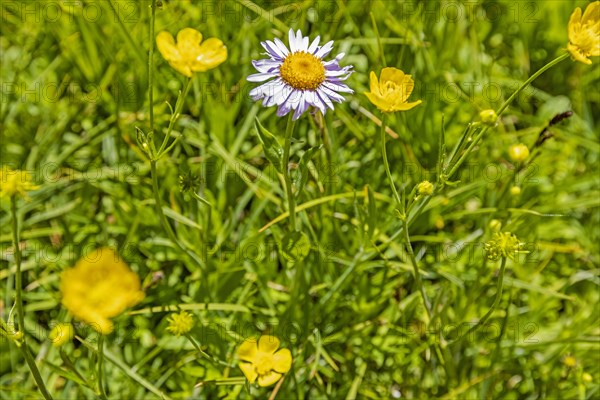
xmin=445 ymin=52 xmax=569 ymax=180
xmin=455 ymin=257 xmax=507 ymax=343
xmin=150 ymin=161 xmax=205 ymax=268
xmin=11 ymin=197 xmax=24 ymax=336
xmin=148 ymin=0 xmax=157 ymax=133
xmin=495 ymin=52 xmax=569 ymax=117
xmin=402 ymin=219 xmax=432 ymax=321
xmin=370 ymin=12 xmax=387 ymax=67
xmin=10 ymin=197 xmax=53 ymax=400
xmin=184 ymin=334 xmax=232 ymax=367
xmin=98 ymin=335 xmax=108 ymax=399
xmin=158 ymin=77 xmax=192 ymax=158
xmin=380 ymin=115 xmax=402 ymax=206
xmin=282 ymin=113 xmax=297 ymax=232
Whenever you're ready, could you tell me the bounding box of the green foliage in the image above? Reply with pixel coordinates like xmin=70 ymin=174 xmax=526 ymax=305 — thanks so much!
xmin=1 ymin=0 xmax=599 ymax=399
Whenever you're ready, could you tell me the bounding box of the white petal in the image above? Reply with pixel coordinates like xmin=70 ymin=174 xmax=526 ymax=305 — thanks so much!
xmin=296 ymin=30 xmax=306 ymax=50
xmin=288 ymin=29 xmax=298 ymax=53
xmin=252 ymin=59 xmax=282 ymax=73
xmin=319 ymin=85 xmax=345 ymax=103
xmin=261 ymin=40 xmax=284 ymax=59
xmin=247 ymin=72 xmax=278 ymax=82
xmin=317 ymin=89 xmax=334 ymax=110
xmin=274 ymin=85 xmax=293 ymax=105
xmin=308 ymin=36 xmax=321 ymax=54
xmin=315 ymin=41 xmax=334 ymax=59
xmin=249 ymin=79 xmax=282 ymax=99
xmin=323 ymin=81 xmax=353 ymax=93
xmin=273 ymin=38 xmax=290 ymax=57
xmin=306 ymin=90 xmax=326 ymax=115
xmin=325 ymin=68 xmax=351 ymax=77
xmin=293 ymin=92 xmax=308 ymax=120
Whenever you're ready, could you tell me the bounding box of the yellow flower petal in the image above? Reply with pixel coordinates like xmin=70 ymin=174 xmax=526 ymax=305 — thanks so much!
xmin=193 ymin=38 xmax=227 ymax=71
xmin=177 ymin=28 xmax=203 ymax=58
xmin=48 ymin=323 xmax=75 ymax=347
xmin=272 ymin=348 xmax=292 ymax=373
xmin=582 ymin=1 xmax=599 ymax=24
xmin=365 ymin=67 xmax=421 ymax=113
xmin=369 ymin=71 xmax=380 ymax=95
xmin=393 ymin=100 xmax=422 ymax=111
xmin=237 ymin=338 xmax=258 ymax=362
xmin=258 ymin=335 xmax=280 ymax=354
xmin=364 ymin=92 xmax=390 ymax=112
xmin=567 ymin=2 xmax=600 ymax=64
xmin=380 ymin=67 xmax=406 ymax=85
xmin=257 ymin=371 xmax=282 ymax=387
xmin=239 ymin=362 xmax=258 ymax=383
xmin=156 ymin=31 xmax=180 ymax=62
xmin=60 ymin=247 xmax=143 ymax=335
xmin=157 ymin=28 xmax=227 ymax=76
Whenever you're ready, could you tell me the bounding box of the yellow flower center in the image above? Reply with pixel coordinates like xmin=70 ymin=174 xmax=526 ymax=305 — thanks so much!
xmin=280 ymin=51 xmax=325 ymax=90
xmin=383 ymin=81 xmax=398 ymax=94
xmin=253 ymin=352 xmax=274 ymax=375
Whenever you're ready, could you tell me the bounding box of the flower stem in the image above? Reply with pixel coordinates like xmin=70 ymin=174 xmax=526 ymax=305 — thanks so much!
xmin=97 ymin=335 xmax=108 ymax=400
xmin=379 ymin=115 xmax=431 ymax=320
xmin=282 ymin=113 xmax=297 ymax=232
xmin=184 ymin=333 xmax=232 ymax=367
xmin=149 ymin=161 xmax=206 ymax=272
xmin=11 ymin=197 xmax=24 ymax=337
xmin=495 ymin=52 xmax=569 ymax=117
xmin=380 ymin=115 xmax=402 ymax=206
xmin=158 ymin=77 xmax=192 ymax=157
xmin=455 ymin=256 xmax=507 ymax=343
xmin=10 ymin=196 xmax=53 ymax=400
xmin=402 ymin=217 xmax=432 ymax=321
xmin=148 ymin=0 xmax=156 ymax=133
xmin=446 ymin=52 xmax=569 ymax=180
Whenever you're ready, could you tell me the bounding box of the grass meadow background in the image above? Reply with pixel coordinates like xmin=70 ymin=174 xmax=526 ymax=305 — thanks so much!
xmin=1 ymin=0 xmax=599 ymax=398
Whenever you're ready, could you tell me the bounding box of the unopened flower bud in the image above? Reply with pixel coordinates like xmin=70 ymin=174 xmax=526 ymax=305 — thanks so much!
xmin=480 ymin=109 xmax=498 ymax=126
xmin=508 ymin=143 xmax=529 ymax=162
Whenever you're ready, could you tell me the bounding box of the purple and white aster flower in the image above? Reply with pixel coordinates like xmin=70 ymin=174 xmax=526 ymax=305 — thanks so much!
xmin=247 ymin=29 xmax=353 ymax=120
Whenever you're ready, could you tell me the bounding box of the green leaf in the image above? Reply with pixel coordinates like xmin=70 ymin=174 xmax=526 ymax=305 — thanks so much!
xmin=254 ymin=118 xmax=283 ymax=172
xmin=366 ymin=185 xmax=377 ymax=239
xmin=293 ymin=145 xmax=322 ymax=198
xmin=279 ymin=231 xmax=311 ymax=265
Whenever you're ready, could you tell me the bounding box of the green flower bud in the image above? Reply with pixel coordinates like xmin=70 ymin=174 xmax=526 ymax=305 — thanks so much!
xmin=480 ymin=109 xmax=498 ymax=126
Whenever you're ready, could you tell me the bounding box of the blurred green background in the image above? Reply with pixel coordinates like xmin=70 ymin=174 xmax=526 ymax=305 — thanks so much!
xmin=1 ymin=0 xmax=599 ymax=399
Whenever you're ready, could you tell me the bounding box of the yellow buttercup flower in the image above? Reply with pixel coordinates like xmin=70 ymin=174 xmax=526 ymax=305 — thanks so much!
xmin=166 ymin=311 xmax=194 ymax=336
xmin=237 ymin=335 xmax=292 ymax=387
xmin=60 ymin=247 xmax=144 ymax=334
xmin=0 ymin=168 xmax=38 ymax=199
xmin=156 ymin=28 xmax=227 ymax=77
xmin=567 ymin=1 xmax=600 ymax=65
xmin=48 ymin=323 xmax=75 ymax=347
xmin=365 ymin=67 xmax=422 ymax=113
xmin=563 ymin=355 xmax=577 ymax=368
xmin=508 ymin=143 xmax=530 ymax=162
